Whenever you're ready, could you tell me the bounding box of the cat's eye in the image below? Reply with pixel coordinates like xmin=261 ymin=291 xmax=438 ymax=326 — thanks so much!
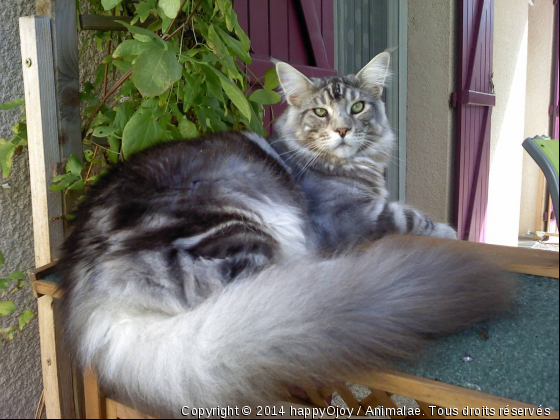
xmin=314 ymin=108 xmax=328 ymax=117
xmin=351 ymin=101 xmax=365 ymax=114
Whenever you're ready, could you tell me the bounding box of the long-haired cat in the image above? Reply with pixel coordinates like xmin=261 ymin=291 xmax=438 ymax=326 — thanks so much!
xmin=59 ymin=54 xmax=515 ymax=417
xmin=271 ymin=52 xmax=456 ymax=252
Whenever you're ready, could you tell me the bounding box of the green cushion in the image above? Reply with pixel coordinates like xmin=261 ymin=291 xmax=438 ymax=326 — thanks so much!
xmin=400 ymin=274 xmax=559 ymax=410
xmin=532 ymin=137 xmax=559 ymax=178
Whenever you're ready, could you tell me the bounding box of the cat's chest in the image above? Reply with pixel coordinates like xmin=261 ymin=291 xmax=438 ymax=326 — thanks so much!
xmin=299 ymin=166 xmax=387 ymax=205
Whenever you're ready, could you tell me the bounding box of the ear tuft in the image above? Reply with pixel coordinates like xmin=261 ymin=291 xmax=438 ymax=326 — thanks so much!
xmin=275 ymin=62 xmax=312 ymax=106
xmin=356 ymin=52 xmax=391 ymax=98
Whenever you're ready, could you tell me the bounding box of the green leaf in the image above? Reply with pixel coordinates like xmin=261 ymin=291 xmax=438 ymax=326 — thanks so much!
xmin=131 ymin=44 xmax=182 ymax=97
xmin=136 ymin=0 xmax=157 ymax=22
xmin=0 ymin=301 xmax=16 ymax=317
xmin=0 ymin=279 xmax=9 ymax=292
xmin=207 ymin=66 xmax=251 ymax=121
xmin=0 ymin=138 xmax=16 ymax=178
xmin=93 ymin=126 xmax=119 ymax=138
xmin=122 ymin=109 xmax=165 ymax=158
xmin=179 ymin=117 xmax=199 ymax=138
xmin=0 ymin=98 xmax=25 ymax=111
xmin=200 ymin=66 xmax=224 ymax=103
xmin=50 ymin=174 xmax=80 ymax=191
xmin=113 ymin=59 xmax=132 ymax=73
xmin=114 ymin=102 xmax=134 ymax=132
xmin=264 ymin=67 xmax=280 ymax=90
xmin=113 ymin=40 xmax=153 ymax=58
xmin=115 ymin=20 xmax=163 ymax=45
xmin=65 ymin=153 xmax=83 ymax=177
xmin=19 ymin=310 xmax=35 ymax=330
xmin=207 ymin=25 xmax=228 ymax=58
xmin=67 ymin=179 xmax=85 ymax=191
xmin=216 ymin=27 xmax=251 ymax=64
xmin=248 ymin=89 xmax=281 ymax=105
xmin=101 ymin=0 xmax=124 ymax=10
xmin=5 ymin=271 xmax=25 ymax=281
xmin=159 ymin=6 xmax=173 ymax=32
xmin=159 ymin=0 xmax=181 ymax=19
xmin=0 ymin=250 xmax=4 ymax=268
xmin=107 ymin=136 xmax=121 ymax=164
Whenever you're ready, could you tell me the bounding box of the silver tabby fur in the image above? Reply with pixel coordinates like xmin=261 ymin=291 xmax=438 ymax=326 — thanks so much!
xmin=59 ymin=53 xmax=515 ymax=417
xmin=271 ymin=53 xmax=456 ymax=252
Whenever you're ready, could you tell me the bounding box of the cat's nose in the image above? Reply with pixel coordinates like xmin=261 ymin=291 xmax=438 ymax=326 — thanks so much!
xmin=335 ymin=128 xmax=350 ymax=138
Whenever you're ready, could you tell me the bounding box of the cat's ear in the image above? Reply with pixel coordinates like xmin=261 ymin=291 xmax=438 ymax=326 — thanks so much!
xmin=276 ymin=62 xmax=312 ymax=106
xmin=356 ymin=52 xmax=391 ymax=98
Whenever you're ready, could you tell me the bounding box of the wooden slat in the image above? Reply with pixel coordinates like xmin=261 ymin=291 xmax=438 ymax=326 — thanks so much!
xmin=38 ymin=296 xmax=63 ymax=419
xmin=19 ymin=16 xmax=64 ymax=267
xmin=353 ymin=370 xmax=559 ymax=419
xmin=288 ymin=0 xmax=307 ymax=65
xmin=105 ymin=399 xmax=117 ymax=419
xmin=334 ymin=384 xmax=364 ymax=415
xmin=461 ymin=90 xmax=496 ymax=106
xmin=416 ymin=400 xmax=444 ymax=418
xmin=37 ymin=0 xmax=84 ymax=225
xmin=534 ymin=170 xmax=547 ymax=238
xmin=302 ymin=385 xmax=329 ymax=408
xmin=269 ymin=0 xmax=289 ymax=61
xmin=249 ymin=0 xmax=269 ymax=56
xmin=113 ymin=400 xmax=155 ymax=419
xmin=321 ymin=0 xmax=335 ymax=68
xmin=390 ymin=235 xmax=560 ymax=279
xmin=368 ymin=388 xmax=405 ymax=419
xmin=358 ymin=392 xmax=382 ymax=411
xmin=299 ymin=0 xmax=330 ymax=68
xmin=84 ymin=369 xmax=106 ymax=419
xmin=34 ymin=280 xmax=62 ymax=299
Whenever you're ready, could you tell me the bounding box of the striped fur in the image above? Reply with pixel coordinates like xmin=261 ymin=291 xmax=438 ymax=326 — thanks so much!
xmin=272 ymin=53 xmax=456 ymax=252
xmin=57 ymin=57 xmax=516 ymax=416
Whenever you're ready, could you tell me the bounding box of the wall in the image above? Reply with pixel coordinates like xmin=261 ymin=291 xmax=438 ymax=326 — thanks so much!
xmin=0 ymin=1 xmax=42 ymax=418
xmin=1 ymin=2 xmax=100 ymax=418
xmin=406 ymin=0 xmax=456 ymax=224
xmin=519 ymin=0 xmax=556 ymax=237
xmin=485 ymin=0 xmax=528 ymax=246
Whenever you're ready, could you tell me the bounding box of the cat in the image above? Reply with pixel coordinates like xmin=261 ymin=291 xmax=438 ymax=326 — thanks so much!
xmin=58 ymin=58 xmax=515 ymax=417
xmin=270 ymin=52 xmax=457 ymax=253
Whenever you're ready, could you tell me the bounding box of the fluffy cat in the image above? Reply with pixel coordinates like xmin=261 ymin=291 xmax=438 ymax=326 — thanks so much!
xmin=271 ymin=52 xmax=457 ymax=252
xmin=59 ymin=58 xmax=515 ymax=417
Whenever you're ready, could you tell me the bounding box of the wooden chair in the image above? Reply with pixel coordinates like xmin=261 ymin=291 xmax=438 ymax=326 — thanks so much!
xmin=18 ymin=4 xmax=559 ymax=419
xmin=30 ymin=236 xmax=559 ymax=419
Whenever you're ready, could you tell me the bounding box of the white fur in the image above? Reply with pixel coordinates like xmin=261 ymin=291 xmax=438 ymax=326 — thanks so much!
xmin=431 ymin=223 xmax=458 ymax=240
xmin=275 ymin=62 xmax=312 ymax=105
xmin=356 ymin=52 xmax=391 ymax=97
xmin=68 ymin=236 xmax=511 ymax=418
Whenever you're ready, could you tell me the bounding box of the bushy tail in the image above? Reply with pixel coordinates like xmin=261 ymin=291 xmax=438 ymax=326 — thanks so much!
xmin=70 ymin=236 xmax=515 ymax=417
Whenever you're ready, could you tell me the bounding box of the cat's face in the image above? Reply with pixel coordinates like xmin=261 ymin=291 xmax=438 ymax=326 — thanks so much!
xmin=276 ymin=53 xmax=394 ymax=164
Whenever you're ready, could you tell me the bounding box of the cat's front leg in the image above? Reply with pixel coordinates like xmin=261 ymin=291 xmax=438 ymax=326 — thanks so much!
xmin=379 ymin=202 xmax=457 ymax=240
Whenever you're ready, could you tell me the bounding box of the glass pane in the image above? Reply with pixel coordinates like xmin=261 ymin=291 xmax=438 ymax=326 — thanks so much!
xmin=334 ymin=0 xmax=405 ymax=201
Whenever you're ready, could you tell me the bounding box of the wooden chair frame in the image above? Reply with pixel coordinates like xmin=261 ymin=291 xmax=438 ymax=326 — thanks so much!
xmin=29 ymin=236 xmax=559 ymax=419
xmin=19 ymin=3 xmax=559 ymax=419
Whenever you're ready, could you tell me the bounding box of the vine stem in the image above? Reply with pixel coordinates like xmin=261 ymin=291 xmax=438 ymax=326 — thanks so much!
xmin=82 ymin=0 xmax=202 ymax=137
xmin=164 ymin=0 xmax=202 ymax=41
xmin=165 ymin=0 xmax=190 ymax=36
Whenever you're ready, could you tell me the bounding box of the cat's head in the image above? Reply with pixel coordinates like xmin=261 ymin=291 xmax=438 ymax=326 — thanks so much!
xmin=275 ymin=52 xmax=394 ymax=167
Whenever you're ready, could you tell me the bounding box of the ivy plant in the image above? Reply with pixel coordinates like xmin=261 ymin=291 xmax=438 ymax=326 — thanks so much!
xmin=0 ymin=0 xmax=281 ymax=343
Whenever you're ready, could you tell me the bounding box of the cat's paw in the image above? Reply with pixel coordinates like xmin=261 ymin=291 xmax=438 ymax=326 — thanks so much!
xmin=431 ymin=223 xmax=458 ymax=240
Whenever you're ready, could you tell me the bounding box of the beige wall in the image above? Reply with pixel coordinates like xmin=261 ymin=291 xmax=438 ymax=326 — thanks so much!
xmin=485 ymin=0 xmax=528 ymax=246
xmin=519 ymin=0 xmax=556 ymax=237
xmin=406 ymin=0 xmax=457 ymax=224
xmin=0 ymin=2 xmax=42 ymax=418
xmin=0 ymin=2 xmax=100 ymax=417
